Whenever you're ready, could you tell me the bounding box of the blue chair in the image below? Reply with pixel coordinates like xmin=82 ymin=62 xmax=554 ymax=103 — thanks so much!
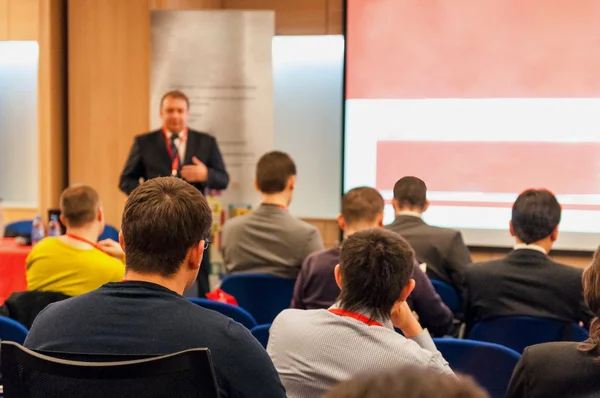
xmin=98 ymin=224 xmax=119 ymax=241
xmin=220 ymin=274 xmax=296 ymax=325
xmin=0 ymin=316 xmax=28 ymax=345
xmin=188 ymin=298 xmax=257 ymax=330
xmin=4 ymin=220 xmax=32 ymax=236
xmin=468 ymin=316 xmax=589 ymax=354
xmin=430 ymin=280 xmax=463 ymax=314
xmin=251 ymin=324 xmax=271 ymax=349
xmin=434 ymin=338 xmax=520 ymax=398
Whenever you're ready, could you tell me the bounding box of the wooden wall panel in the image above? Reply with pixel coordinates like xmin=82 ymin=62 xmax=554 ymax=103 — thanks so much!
xmin=150 ymin=0 xmax=222 ymax=9
xmin=303 ymin=218 xmax=340 ymax=249
xmin=7 ymin=0 xmax=38 ymax=40
xmin=224 ymin=0 xmax=328 ymax=35
xmin=38 ymin=0 xmax=67 ymax=220
xmin=3 ymin=206 xmax=38 ymax=224
xmin=68 ymin=0 xmax=150 ymax=228
xmin=326 ymin=0 xmax=343 ymax=34
xmin=0 ymin=0 xmax=8 ymax=40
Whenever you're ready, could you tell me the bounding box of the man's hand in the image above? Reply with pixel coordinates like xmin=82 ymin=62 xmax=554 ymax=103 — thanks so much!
xmin=98 ymin=239 xmax=125 ymax=261
xmin=391 ymin=301 xmax=423 ymax=338
xmin=181 ymin=156 xmax=208 ymax=183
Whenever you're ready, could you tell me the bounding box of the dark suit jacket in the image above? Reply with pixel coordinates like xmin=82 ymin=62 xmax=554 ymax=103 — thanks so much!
xmin=119 ymin=129 xmax=229 ymax=195
xmin=464 ymin=249 xmax=593 ymax=330
xmin=506 ymin=341 xmax=600 ymax=398
xmin=385 ymin=215 xmax=472 ymax=294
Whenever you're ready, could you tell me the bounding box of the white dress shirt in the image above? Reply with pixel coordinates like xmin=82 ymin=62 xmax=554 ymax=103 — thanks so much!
xmin=513 ymin=243 xmax=547 ymax=255
xmin=397 ymin=211 xmax=423 ymax=218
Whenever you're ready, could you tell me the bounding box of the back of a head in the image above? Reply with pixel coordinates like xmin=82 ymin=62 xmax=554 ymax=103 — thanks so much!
xmin=579 ymin=246 xmax=600 ymax=356
xmin=393 ymin=176 xmax=427 ymax=209
xmin=59 ymin=185 xmax=100 ymax=227
xmin=338 ymin=229 xmax=415 ymax=320
xmin=341 ymin=187 xmax=384 ymax=225
xmin=511 ymin=189 xmax=561 ymax=244
xmin=324 ymin=367 xmax=489 ymax=398
xmin=122 ymin=177 xmax=212 ymax=277
xmin=256 ymin=151 xmax=296 ymax=194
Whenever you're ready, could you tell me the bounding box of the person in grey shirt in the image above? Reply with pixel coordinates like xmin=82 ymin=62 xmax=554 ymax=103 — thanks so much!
xmin=267 ymin=228 xmax=453 ymax=398
xmin=222 ymin=151 xmax=323 ymax=278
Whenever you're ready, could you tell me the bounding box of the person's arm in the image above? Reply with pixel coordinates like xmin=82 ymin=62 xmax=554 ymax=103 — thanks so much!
xmin=225 ymin=321 xmax=287 ymax=398
xmin=119 ymin=138 xmax=145 ymax=195
xmin=410 ymin=266 xmax=454 ymax=337
xmin=505 ymin=348 xmax=531 ymax=398
xmin=206 ymin=136 xmax=229 ymax=190
xmin=446 ymin=231 xmax=472 ymax=295
xmin=392 ymin=301 xmax=454 ymax=375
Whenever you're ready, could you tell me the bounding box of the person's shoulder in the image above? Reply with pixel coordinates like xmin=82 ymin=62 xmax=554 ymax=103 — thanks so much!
xmin=286 ymin=215 xmax=319 ymax=234
xmin=464 ymin=258 xmax=505 ymax=279
xmin=222 ymin=213 xmax=252 ymax=232
xmin=187 ymin=129 xmax=216 ymax=141
xmin=304 ymin=247 xmax=339 ymax=266
xmin=32 ymin=289 xmax=102 ymax=324
xmin=524 ymin=341 xmax=582 ymax=364
xmin=135 ymin=129 xmax=162 ymax=141
xmin=547 ymin=258 xmax=583 ymax=275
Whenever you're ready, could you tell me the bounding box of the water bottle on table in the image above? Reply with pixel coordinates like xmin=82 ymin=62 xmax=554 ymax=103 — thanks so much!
xmin=47 ymin=215 xmax=62 ymax=237
xmin=31 ymin=215 xmax=46 ymax=246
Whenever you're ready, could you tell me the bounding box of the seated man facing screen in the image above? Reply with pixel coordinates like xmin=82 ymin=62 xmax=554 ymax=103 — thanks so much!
xmin=268 ymin=228 xmax=453 ymax=398
xmin=222 ymin=151 xmax=323 ymax=278
xmin=291 ymin=186 xmax=454 ymax=337
xmin=25 ymin=177 xmax=286 ymax=398
xmin=26 ymin=185 xmax=125 ymax=297
xmin=386 ymin=176 xmax=472 ymax=296
xmin=464 ymin=189 xmax=593 ymax=330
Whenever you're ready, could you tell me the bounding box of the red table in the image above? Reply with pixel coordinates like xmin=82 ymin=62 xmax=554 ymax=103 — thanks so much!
xmin=0 ymin=238 xmax=30 ymax=304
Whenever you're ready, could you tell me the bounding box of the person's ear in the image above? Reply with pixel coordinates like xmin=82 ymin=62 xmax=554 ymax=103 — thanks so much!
xmin=392 ymin=198 xmax=399 ymax=211
xmin=550 ymin=227 xmax=559 ymax=242
xmin=423 ymin=200 xmax=430 ymax=212
xmin=334 ymin=264 xmax=342 ymax=289
xmin=399 ymin=278 xmax=416 ymax=302
xmin=119 ymin=232 xmax=125 ymax=251
xmin=188 ymin=241 xmax=204 ymax=271
xmin=59 ymin=215 xmax=67 ymax=227
xmin=288 ymin=175 xmax=296 ymax=191
xmin=377 ymin=211 xmax=384 ymax=228
xmin=337 ymin=213 xmax=345 ymax=231
xmin=509 ymin=220 xmax=516 ymax=237
xmin=254 ymin=179 xmax=260 ymax=192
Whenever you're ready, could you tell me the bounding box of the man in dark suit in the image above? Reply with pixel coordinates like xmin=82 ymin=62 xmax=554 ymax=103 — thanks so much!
xmin=464 ymin=189 xmax=593 ymax=330
xmin=119 ymin=90 xmax=229 ymax=296
xmin=385 ymin=176 xmax=472 ymax=295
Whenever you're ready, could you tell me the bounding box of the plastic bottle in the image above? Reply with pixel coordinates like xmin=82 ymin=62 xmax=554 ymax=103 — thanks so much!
xmin=47 ymin=214 xmax=62 ymax=237
xmin=31 ymin=215 xmax=46 ymax=246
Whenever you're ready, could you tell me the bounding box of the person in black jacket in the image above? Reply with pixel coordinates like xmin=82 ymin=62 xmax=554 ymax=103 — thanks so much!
xmin=119 ymin=90 xmax=229 ymax=297
xmin=506 ymin=245 xmax=600 ymax=398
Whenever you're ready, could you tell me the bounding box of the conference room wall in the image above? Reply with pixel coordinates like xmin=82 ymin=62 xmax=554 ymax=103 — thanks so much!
xmin=0 ymin=0 xmax=67 ymax=225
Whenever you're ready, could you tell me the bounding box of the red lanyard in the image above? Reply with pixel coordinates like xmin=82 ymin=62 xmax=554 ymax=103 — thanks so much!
xmin=65 ymin=233 xmax=102 ymax=251
xmin=328 ymin=308 xmax=383 ymax=327
xmin=162 ymin=127 xmax=187 ymax=175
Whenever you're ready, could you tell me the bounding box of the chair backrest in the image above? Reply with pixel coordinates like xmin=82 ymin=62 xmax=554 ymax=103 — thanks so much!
xmin=433 ymin=338 xmax=520 ymax=398
xmin=98 ymin=225 xmax=119 ymax=241
xmin=220 ymin=274 xmax=296 ymax=325
xmin=4 ymin=220 xmax=32 ymax=236
xmin=188 ymin=298 xmax=257 ymax=330
xmin=0 ymin=342 xmax=220 ymax=398
xmin=468 ymin=316 xmax=589 ymax=354
xmin=0 ymin=316 xmax=28 ymax=345
xmin=430 ymin=280 xmax=463 ymax=314
xmin=250 ymin=324 xmax=271 ymax=349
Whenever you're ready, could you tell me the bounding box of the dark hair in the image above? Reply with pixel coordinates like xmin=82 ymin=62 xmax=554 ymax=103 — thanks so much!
xmin=121 ymin=177 xmax=212 ymax=278
xmin=578 ymin=246 xmax=600 ymax=357
xmin=342 ymin=187 xmax=384 ymax=224
xmin=59 ymin=185 xmax=100 ymax=227
xmin=160 ymin=90 xmax=189 ymax=109
xmin=338 ymin=229 xmax=415 ymax=320
xmin=256 ymin=151 xmax=296 ymax=194
xmin=324 ymin=367 xmax=489 ymax=398
xmin=511 ymin=189 xmax=561 ymax=244
xmin=393 ymin=176 xmax=427 ymax=209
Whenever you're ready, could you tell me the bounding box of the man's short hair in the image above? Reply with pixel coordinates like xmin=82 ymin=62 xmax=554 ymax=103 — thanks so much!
xmin=393 ymin=176 xmax=427 ymax=209
xmin=342 ymin=187 xmax=384 ymax=224
xmin=160 ymin=90 xmax=189 ymax=109
xmin=121 ymin=177 xmax=212 ymax=278
xmin=512 ymin=189 xmax=561 ymax=244
xmin=59 ymin=185 xmax=100 ymax=227
xmin=324 ymin=367 xmax=488 ymax=398
xmin=256 ymin=151 xmax=296 ymax=194
xmin=338 ymin=229 xmax=415 ymax=320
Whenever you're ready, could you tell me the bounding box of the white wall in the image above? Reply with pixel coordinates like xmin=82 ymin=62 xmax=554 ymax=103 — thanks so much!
xmin=273 ymin=36 xmax=344 ymax=218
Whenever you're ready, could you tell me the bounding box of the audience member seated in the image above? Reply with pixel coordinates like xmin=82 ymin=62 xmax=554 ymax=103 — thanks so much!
xmin=464 ymin=189 xmax=593 ymax=330
xmin=386 ymin=176 xmax=472 ymax=295
xmin=291 ymin=186 xmax=454 ymax=337
xmin=267 ymin=228 xmax=453 ymax=398
xmin=506 ymin=245 xmax=600 ymax=398
xmin=26 ymin=185 xmax=125 ymax=297
xmin=324 ymin=367 xmax=488 ymax=398
xmin=24 ymin=177 xmax=286 ymax=398
xmin=222 ymin=151 xmax=323 ymax=278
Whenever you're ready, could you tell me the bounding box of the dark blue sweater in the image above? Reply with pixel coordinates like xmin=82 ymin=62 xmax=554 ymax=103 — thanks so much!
xmin=25 ymin=281 xmax=286 ymax=398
